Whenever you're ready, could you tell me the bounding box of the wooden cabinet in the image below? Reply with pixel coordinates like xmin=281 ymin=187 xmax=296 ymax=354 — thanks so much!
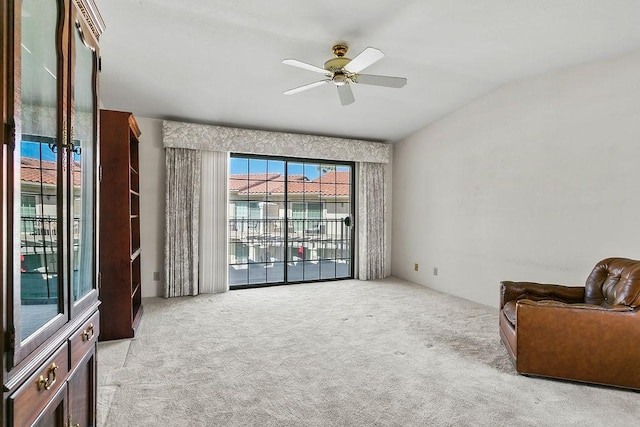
xmin=99 ymin=110 xmax=144 ymax=340
xmin=2 ymin=0 xmax=104 ymax=425
xmin=8 ymin=344 xmax=70 ymax=427
xmin=67 ymin=315 xmax=99 ymax=427
xmin=7 ymin=316 xmax=97 ymax=427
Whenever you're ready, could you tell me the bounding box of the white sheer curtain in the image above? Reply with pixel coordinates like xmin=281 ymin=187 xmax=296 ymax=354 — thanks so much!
xmin=164 ymin=148 xmax=201 ymax=297
xmin=199 ymin=151 xmax=229 ymax=293
xmin=357 ymin=162 xmax=388 ymax=280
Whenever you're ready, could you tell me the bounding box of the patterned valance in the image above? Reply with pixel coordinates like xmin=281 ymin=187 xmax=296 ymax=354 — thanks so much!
xmin=162 ymin=120 xmax=392 ymax=164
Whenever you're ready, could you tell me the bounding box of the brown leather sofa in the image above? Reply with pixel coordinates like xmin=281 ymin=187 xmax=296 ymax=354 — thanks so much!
xmin=499 ymin=257 xmax=640 ymax=390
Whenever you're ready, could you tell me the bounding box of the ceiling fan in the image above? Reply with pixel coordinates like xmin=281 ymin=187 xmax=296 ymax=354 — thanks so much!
xmin=282 ymin=44 xmax=407 ymax=106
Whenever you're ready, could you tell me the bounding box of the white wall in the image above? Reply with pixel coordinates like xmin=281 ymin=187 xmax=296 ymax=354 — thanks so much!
xmin=136 ymin=117 xmax=165 ymax=297
xmin=392 ymin=50 xmax=640 ymax=307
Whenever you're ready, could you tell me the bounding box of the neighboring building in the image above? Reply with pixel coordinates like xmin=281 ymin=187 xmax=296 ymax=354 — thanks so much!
xmin=228 ymin=171 xmax=352 ymax=267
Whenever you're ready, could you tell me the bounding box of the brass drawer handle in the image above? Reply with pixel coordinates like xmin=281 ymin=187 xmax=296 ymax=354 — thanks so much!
xmin=68 ymin=414 xmax=80 ymax=427
xmin=36 ymin=363 xmax=58 ymax=391
xmin=82 ymin=323 xmax=95 ymax=341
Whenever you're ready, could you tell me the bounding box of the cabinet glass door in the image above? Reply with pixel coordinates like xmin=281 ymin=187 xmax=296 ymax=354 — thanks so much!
xmin=16 ymin=0 xmax=65 ymax=345
xmin=70 ymin=17 xmax=98 ymax=306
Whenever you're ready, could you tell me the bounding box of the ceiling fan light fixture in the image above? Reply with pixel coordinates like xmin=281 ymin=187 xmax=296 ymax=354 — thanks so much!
xmin=333 ymin=73 xmax=349 ymax=86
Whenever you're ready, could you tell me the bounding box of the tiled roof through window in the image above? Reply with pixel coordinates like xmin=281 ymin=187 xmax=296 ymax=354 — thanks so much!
xmin=21 ymin=158 xmax=82 ymax=186
xmin=233 ymin=171 xmax=350 ymax=197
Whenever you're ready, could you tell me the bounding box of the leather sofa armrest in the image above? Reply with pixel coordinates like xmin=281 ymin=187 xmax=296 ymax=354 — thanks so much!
xmin=500 ymin=281 xmax=585 ymax=308
xmin=517 ymin=299 xmax=633 ymax=312
xmin=514 ymin=301 xmax=640 ymax=388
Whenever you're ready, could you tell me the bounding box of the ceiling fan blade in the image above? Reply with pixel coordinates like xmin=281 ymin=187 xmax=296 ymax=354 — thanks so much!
xmin=353 ymin=74 xmax=407 ymax=88
xmin=343 ymin=47 xmax=384 ymax=74
xmin=283 ymin=79 xmax=330 ymax=95
xmin=282 ymin=59 xmax=329 ymax=75
xmin=337 ymin=84 xmax=355 ymax=106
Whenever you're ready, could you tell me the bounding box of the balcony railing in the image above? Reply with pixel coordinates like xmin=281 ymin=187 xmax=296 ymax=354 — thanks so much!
xmin=20 ymin=215 xmax=83 ymax=303
xmin=20 ymin=215 xmax=83 ymax=252
xmin=228 ymin=217 xmax=351 ymax=266
xmin=229 ymin=217 xmax=348 ymax=239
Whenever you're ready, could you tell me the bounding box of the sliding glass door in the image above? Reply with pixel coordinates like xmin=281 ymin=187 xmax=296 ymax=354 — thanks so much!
xmin=228 ymin=155 xmax=354 ymax=287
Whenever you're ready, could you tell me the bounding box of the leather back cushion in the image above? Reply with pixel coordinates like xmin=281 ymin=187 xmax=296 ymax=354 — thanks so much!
xmin=585 ymin=258 xmax=640 ymax=307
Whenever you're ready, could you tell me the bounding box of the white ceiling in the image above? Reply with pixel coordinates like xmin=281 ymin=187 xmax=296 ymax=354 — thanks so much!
xmin=95 ymin=0 xmax=640 ymax=142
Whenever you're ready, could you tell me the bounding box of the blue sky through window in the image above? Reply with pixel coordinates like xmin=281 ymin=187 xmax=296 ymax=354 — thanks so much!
xmin=21 ymin=139 xmax=82 ymax=161
xmin=21 ymin=140 xmax=57 ymax=161
xmin=230 ymin=157 xmax=349 ymax=181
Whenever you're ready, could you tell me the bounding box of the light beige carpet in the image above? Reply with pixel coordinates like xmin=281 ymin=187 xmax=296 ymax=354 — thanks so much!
xmin=97 ymin=278 xmax=639 ymax=426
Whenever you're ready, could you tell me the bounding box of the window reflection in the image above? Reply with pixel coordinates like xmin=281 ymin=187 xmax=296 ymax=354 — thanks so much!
xmin=19 ymin=140 xmax=59 ymax=338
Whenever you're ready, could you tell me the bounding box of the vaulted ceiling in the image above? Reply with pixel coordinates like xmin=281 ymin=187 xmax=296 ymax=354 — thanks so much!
xmin=95 ymin=0 xmax=640 ymax=142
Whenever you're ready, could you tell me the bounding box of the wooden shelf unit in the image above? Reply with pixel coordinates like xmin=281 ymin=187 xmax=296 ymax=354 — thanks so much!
xmin=99 ymin=110 xmax=144 ymax=340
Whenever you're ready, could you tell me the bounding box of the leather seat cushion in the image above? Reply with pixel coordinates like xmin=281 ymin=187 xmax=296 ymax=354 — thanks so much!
xmin=502 ymin=300 xmax=517 ymax=326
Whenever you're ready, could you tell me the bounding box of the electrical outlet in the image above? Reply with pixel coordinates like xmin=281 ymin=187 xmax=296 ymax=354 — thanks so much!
xmin=414 ymin=263 xmax=419 ymax=272
xmin=433 ymin=267 xmax=438 ymax=276
xmin=153 ymin=271 xmax=160 ymax=281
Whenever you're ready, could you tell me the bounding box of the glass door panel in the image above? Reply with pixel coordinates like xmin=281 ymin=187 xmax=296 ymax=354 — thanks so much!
xmin=286 ymin=161 xmax=353 ymax=283
xmin=17 ymin=0 xmax=64 ymax=341
xmin=229 ymin=155 xmax=353 ymax=287
xmin=70 ymin=18 xmax=97 ymax=304
xmin=228 ymin=158 xmax=286 ymax=286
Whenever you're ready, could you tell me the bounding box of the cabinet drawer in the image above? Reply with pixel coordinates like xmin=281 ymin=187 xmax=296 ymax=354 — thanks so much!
xmin=70 ymin=311 xmax=100 ymax=366
xmin=9 ymin=343 xmax=69 ymax=427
